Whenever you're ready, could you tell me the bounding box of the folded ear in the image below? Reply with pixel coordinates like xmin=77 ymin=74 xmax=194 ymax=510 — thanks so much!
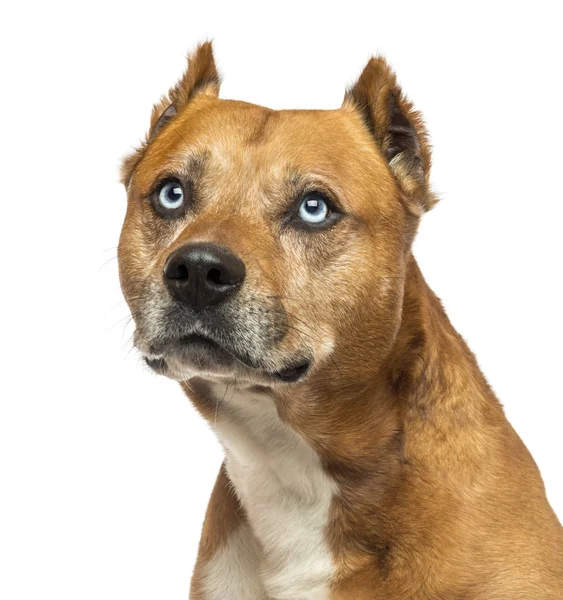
xmin=121 ymin=41 xmax=220 ymax=185
xmin=343 ymin=57 xmax=436 ymax=213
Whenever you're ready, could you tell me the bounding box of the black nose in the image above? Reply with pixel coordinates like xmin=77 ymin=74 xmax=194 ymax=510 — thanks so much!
xmin=163 ymin=243 xmax=246 ymax=309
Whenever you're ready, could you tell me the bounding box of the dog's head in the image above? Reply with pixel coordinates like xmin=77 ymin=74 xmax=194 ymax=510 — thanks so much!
xmin=118 ymin=42 xmax=434 ymax=387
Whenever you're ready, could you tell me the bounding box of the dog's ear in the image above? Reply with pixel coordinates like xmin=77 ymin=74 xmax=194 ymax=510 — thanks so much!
xmin=344 ymin=57 xmax=436 ymax=213
xmin=148 ymin=41 xmax=220 ymax=140
xmin=121 ymin=41 xmax=220 ymax=186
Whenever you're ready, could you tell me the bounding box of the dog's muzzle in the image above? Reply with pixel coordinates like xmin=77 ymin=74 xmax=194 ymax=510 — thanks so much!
xmin=133 ymin=243 xmax=312 ymax=384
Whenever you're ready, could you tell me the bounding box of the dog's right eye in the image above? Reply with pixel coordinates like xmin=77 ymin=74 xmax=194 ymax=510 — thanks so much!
xmin=157 ymin=181 xmax=185 ymax=211
xmin=299 ymin=194 xmax=329 ymax=224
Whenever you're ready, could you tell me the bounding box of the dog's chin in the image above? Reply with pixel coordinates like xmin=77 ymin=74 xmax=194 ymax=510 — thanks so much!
xmin=141 ymin=334 xmax=311 ymax=385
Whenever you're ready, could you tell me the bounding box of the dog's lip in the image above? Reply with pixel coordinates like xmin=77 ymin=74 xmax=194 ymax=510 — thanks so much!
xmin=144 ymin=356 xmax=166 ymax=371
xmin=179 ymin=333 xmax=227 ymax=354
xmin=272 ymin=360 xmax=311 ymax=383
xmin=147 ymin=333 xmax=234 ymax=360
xmin=143 ymin=333 xmax=311 ymax=384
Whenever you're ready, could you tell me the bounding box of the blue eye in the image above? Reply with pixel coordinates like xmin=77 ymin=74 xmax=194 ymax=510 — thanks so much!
xmin=158 ymin=181 xmax=184 ymax=210
xmin=298 ymin=194 xmax=329 ymax=224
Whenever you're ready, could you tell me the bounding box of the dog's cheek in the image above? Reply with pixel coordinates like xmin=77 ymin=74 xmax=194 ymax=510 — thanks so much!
xmin=319 ymin=231 xmax=406 ymax=360
xmin=277 ymin=227 xmax=360 ymax=330
xmin=118 ymin=195 xmax=179 ymax=304
xmin=117 ymin=213 xmax=145 ymax=305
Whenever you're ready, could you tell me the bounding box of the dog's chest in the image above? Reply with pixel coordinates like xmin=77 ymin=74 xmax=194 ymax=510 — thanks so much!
xmin=211 ymin=383 xmax=336 ymax=599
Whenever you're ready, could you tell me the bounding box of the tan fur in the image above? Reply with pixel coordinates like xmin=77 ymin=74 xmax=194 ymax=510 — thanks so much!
xmin=118 ymin=42 xmax=563 ymax=599
xmin=189 ymin=461 xmax=247 ymax=599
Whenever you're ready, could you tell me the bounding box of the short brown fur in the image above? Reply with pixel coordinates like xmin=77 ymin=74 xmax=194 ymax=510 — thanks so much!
xmin=118 ymin=42 xmax=563 ymax=599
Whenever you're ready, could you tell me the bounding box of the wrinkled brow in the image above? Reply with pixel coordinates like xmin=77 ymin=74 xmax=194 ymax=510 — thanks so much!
xmin=136 ymin=151 xmax=210 ymax=196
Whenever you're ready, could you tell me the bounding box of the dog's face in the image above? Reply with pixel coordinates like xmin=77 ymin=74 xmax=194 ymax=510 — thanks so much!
xmin=118 ymin=43 xmax=434 ymax=387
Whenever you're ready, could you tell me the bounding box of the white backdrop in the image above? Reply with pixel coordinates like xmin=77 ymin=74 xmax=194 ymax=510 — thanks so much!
xmin=1 ymin=1 xmax=561 ymax=598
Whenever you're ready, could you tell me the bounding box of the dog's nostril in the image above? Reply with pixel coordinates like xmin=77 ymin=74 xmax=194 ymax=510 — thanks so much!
xmin=207 ymin=267 xmax=224 ymax=285
xmin=169 ymin=263 xmax=189 ymax=280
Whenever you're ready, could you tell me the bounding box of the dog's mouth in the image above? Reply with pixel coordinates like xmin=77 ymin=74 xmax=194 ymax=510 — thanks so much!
xmin=273 ymin=361 xmax=311 ymax=382
xmin=142 ymin=333 xmax=311 ymax=384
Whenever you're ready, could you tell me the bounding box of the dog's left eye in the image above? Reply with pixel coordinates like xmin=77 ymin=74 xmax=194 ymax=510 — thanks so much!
xmin=298 ymin=194 xmax=329 ymax=224
xmin=157 ymin=181 xmax=184 ymax=211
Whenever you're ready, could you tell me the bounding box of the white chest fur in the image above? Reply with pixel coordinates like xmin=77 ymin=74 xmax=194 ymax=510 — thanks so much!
xmin=209 ymin=382 xmax=336 ymax=600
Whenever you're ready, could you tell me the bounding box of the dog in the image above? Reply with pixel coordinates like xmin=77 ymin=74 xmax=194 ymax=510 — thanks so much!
xmin=118 ymin=41 xmax=563 ymax=599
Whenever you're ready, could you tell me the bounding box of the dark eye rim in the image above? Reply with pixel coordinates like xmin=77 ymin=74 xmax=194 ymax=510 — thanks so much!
xmin=285 ymin=189 xmax=343 ymax=231
xmin=150 ymin=177 xmax=190 ymax=219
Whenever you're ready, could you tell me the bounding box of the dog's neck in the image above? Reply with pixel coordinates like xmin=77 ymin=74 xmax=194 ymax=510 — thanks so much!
xmin=204 ymin=380 xmax=337 ymax=597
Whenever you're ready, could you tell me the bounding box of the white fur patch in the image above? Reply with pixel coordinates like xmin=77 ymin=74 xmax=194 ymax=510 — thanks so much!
xmin=201 ymin=522 xmax=265 ymax=599
xmin=210 ymin=382 xmax=336 ymax=600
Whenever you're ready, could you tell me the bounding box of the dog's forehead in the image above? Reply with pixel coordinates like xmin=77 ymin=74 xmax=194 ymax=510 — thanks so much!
xmin=135 ymin=97 xmax=388 ymax=194
xmin=174 ymin=97 xmax=367 ymax=150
